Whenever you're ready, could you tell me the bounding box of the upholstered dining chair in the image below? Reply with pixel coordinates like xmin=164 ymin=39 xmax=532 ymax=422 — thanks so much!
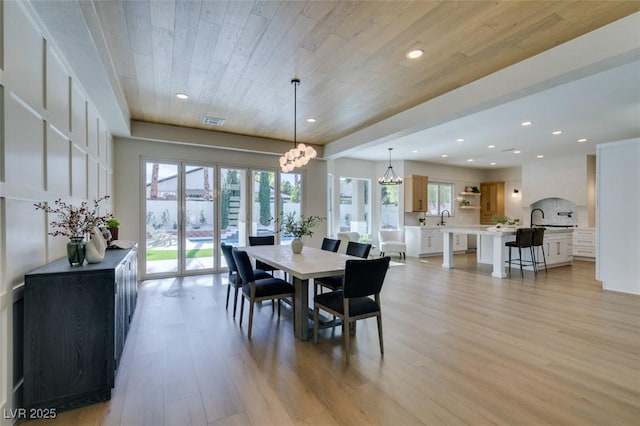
xmin=314 ymin=241 xmax=372 ymax=296
xmin=232 ymin=248 xmax=295 ymax=339
xmin=313 ymin=256 xmax=391 ymax=364
xmin=505 ymin=228 xmax=535 ymax=278
xmin=220 ymin=243 xmax=271 ymax=318
xmin=248 ymin=235 xmax=280 ymax=276
xmin=321 ymin=237 xmax=341 ymax=253
xmin=378 ymin=229 xmax=406 ymax=259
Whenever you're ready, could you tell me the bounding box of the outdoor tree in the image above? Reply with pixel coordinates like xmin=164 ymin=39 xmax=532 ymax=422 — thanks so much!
xmin=259 ymin=172 xmax=271 ymax=226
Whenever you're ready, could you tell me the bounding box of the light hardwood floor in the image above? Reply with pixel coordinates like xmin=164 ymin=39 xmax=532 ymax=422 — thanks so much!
xmin=26 ymin=254 xmax=640 ymax=425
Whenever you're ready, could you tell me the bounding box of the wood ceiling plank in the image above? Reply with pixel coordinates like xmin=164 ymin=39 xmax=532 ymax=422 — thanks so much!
xmin=92 ymin=0 xmax=640 ymax=144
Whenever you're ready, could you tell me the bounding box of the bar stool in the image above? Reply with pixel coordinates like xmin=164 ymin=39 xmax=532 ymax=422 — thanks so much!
xmin=531 ymin=227 xmax=547 ymax=275
xmin=505 ymin=228 xmax=535 ymax=278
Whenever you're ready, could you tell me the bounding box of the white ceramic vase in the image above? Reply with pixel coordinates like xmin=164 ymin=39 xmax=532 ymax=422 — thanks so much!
xmin=85 ymin=227 xmax=107 ymax=263
xmin=291 ymin=238 xmax=303 ymax=254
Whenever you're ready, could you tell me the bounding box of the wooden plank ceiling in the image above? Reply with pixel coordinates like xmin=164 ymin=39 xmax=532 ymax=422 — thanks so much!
xmin=94 ymin=1 xmax=640 ymax=145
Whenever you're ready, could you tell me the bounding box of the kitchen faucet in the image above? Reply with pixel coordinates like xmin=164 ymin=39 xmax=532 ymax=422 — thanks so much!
xmin=530 ymin=208 xmax=545 ymax=226
xmin=440 ymin=209 xmax=450 ymax=226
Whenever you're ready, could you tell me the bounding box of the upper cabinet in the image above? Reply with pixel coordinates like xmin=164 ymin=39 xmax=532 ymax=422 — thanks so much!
xmin=404 ymin=175 xmax=428 ymax=212
xmin=480 ymin=181 xmax=504 ymax=224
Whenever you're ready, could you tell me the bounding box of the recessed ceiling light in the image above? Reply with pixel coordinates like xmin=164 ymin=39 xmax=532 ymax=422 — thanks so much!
xmin=176 ymin=93 xmax=189 ymax=99
xmin=552 ymin=130 xmax=563 ymax=135
xmin=577 ymin=138 xmax=587 ymax=142
xmin=411 ymin=150 xmax=418 ymax=153
xmin=406 ymin=49 xmax=424 ymax=59
xmin=456 ymin=138 xmax=464 ymax=142
xmin=537 ymin=155 xmax=544 ymax=159
xmin=490 ymin=162 xmax=496 ymax=165
xmin=488 ymin=144 xmax=496 ymax=149
xmin=513 ymin=150 xmax=521 ymax=154
xmin=467 ymin=159 xmax=474 ymax=162
xmin=521 ymin=121 xmax=532 ymax=126
xmin=306 ymin=118 xmax=316 ymax=123
xmin=441 ymin=154 xmax=448 ymax=158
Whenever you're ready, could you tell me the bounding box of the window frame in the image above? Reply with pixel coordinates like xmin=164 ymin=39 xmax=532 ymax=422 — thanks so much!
xmin=427 ymin=181 xmax=455 ymax=217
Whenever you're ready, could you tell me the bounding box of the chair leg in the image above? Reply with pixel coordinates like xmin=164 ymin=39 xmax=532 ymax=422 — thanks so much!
xmin=248 ymin=300 xmax=255 ymax=339
xmin=239 ymin=297 xmax=245 ymax=326
xmin=232 ymin=287 xmax=240 ymax=318
xmin=508 ymin=247 xmax=512 ymax=276
xmin=225 ymin=285 xmax=231 ymax=310
xmin=377 ymin=314 xmax=384 ymax=356
xmin=277 ymin=299 xmax=281 ymax=317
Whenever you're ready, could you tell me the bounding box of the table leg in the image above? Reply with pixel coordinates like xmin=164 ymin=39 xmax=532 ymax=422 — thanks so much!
xmin=442 ymin=232 xmax=455 ymax=268
xmin=292 ymin=276 xmax=310 ymax=340
xmin=491 ymin=233 xmax=507 ymax=278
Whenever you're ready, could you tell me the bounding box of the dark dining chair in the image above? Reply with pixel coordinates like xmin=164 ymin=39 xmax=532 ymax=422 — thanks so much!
xmin=313 ymin=256 xmax=391 ymax=365
xmin=232 ymin=248 xmax=295 ymax=339
xmin=220 ymin=243 xmax=271 ymax=318
xmin=505 ymin=228 xmax=535 ymax=278
xmin=321 ymin=237 xmax=341 ymax=253
xmin=248 ymin=235 xmax=280 ymax=276
xmin=314 ymin=241 xmax=372 ymax=295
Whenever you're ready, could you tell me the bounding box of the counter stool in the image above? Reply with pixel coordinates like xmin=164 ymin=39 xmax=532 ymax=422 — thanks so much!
xmin=532 ymin=227 xmax=547 ymax=275
xmin=505 ymin=228 xmax=535 ymax=278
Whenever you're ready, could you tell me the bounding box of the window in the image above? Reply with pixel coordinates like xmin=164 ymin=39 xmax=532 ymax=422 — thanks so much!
xmin=339 ymin=177 xmax=370 ymax=238
xmin=380 ymin=185 xmax=399 ymax=229
xmin=428 ymin=182 xmax=454 ymax=216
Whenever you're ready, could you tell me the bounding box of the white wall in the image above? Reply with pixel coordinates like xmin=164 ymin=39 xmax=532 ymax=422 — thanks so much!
xmin=596 ymin=139 xmax=640 ymax=295
xmin=0 ymin=2 xmax=114 ymax=420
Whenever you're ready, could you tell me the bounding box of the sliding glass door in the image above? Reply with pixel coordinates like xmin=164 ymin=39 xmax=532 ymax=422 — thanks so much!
xmin=220 ymin=167 xmax=248 ymax=268
xmin=144 ymin=161 xmax=217 ymax=276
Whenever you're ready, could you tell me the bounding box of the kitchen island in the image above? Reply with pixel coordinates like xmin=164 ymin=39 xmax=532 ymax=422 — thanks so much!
xmin=442 ymin=227 xmax=573 ymax=278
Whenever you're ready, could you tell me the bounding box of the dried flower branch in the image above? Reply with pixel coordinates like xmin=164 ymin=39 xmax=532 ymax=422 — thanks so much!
xmin=274 ymin=212 xmax=325 ymax=238
xmin=34 ymin=195 xmax=113 ymax=238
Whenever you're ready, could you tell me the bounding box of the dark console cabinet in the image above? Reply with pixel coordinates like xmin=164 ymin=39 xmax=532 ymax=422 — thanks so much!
xmin=23 ymin=248 xmax=137 ymax=411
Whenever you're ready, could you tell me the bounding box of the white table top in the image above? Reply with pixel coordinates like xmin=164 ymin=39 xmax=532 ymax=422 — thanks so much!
xmin=241 ymin=245 xmax=359 ymax=280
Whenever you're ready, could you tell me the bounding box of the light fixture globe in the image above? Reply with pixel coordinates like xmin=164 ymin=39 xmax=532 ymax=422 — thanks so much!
xmin=378 ymin=147 xmax=403 ymax=185
xmin=279 ymin=78 xmax=317 ymax=173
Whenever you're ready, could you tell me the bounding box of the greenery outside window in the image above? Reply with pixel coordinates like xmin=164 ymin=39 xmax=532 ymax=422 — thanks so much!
xmin=428 ymin=182 xmax=454 ymax=216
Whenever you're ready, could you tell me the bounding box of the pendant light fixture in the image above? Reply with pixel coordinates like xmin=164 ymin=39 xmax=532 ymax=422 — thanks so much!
xmin=378 ymin=147 xmax=403 ymax=185
xmin=279 ymin=78 xmax=317 ymax=173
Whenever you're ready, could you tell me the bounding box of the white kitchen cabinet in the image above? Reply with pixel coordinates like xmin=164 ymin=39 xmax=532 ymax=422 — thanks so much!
xmin=405 ymin=227 xmax=466 ymax=257
xmin=573 ymin=228 xmax=596 ymax=260
xmin=543 ymin=232 xmax=573 ymax=266
xmin=453 ymin=233 xmax=468 ymax=252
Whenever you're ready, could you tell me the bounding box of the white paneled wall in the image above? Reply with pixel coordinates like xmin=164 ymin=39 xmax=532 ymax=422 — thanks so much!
xmin=0 ymin=2 xmax=114 ymax=422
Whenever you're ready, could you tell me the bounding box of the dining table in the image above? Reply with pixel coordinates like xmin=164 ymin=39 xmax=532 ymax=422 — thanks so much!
xmin=242 ymin=244 xmax=358 ymax=340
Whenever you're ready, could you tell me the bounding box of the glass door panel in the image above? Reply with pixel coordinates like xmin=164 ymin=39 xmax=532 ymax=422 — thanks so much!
xmin=339 ymin=177 xmax=370 ymax=239
xmin=220 ymin=167 xmax=247 ymax=268
xmin=145 ymin=162 xmax=179 ymax=275
xmin=279 ymin=172 xmax=302 ymax=245
xmin=184 ymin=165 xmax=215 ymax=272
xmin=251 ymin=171 xmax=275 ymax=238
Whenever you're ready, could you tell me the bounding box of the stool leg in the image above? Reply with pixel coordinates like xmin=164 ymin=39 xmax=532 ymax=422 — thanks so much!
xmin=541 ymin=245 xmax=548 ymax=273
xmin=531 ymin=246 xmax=537 ymax=275
xmin=508 ymin=247 xmax=512 ymax=276
xmin=518 ymin=247 xmax=524 ymax=278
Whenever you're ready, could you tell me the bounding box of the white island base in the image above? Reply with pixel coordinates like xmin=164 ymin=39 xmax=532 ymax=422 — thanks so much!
xmin=442 ymin=227 xmax=573 ymax=279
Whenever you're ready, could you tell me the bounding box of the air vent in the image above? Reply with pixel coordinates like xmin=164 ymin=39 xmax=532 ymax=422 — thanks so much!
xmin=202 ymin=116 xmax=225 ymax=126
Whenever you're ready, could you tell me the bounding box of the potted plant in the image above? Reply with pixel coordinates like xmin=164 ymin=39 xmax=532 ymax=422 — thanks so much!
xmin=34 ymin=195 xmax=112 ymax=265
xmin=107 ymin=217 xmax=121 ymax=242
xmin=276 ymin=212 xmax=325 ymax=254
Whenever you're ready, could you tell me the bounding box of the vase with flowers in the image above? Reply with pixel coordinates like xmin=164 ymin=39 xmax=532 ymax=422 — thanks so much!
xmin=275 ymin=212 xmax=325 ymax=254
xmin=34 ymin=195 xmax=113 ymax=266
